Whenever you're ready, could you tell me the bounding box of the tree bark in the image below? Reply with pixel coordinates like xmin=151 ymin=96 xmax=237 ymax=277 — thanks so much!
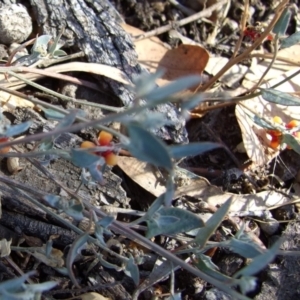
xmin=23 ymin=0 xmax=187 ymax=143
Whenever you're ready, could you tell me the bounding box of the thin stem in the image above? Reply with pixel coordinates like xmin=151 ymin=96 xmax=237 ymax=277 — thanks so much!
xmin=231 ymin=0 xmax=249 ymax=58
xmin=0 ymin=90 xmax=179 ymax=151
xmin=133 ymin=0 xmax=227 ymax=41
xmin=0 ymin=85 xmax=127 ymax=143
xmin=7 ymin=70 xmax=121 ymax=112
xmin=82 ymin=199 xmax=251 ymax=300
xmin=250 ymin=35 xmax=279 ymax=91
xmin=196 ymin=0 xmax=288 ymax=94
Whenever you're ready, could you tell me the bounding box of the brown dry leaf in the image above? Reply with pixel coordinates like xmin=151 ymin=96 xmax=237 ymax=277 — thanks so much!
xmin=236 ymin=69 xmax=300 ymax=166
xmin=122 ymin=23 xmax=209 ymax=87
xmin=117 ymin=156 xmax=166 ymax=197
xmin=205 ymin=56 xmax=248 ymax=88
xmin=243 ymin=44 xmax=300 ymax=90
xmin=122 ymin=23 xmax=169 ymax=74
xmin=81 ymin=293 xmax=111 ymax=300
xmin=157 ymin=44 xmax=209 ymax=86
xmin=118 ymin=157 xmax=289 ymax=212
xmin=235 ymin=105 xmax=275 ymax=166
xmin=31 ymin=245 xmax=64 ymax=268
xmin=176 ymin=178 xmax=289 ymax=213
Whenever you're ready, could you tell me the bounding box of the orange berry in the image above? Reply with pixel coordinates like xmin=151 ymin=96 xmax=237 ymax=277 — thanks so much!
xmin=273 ymin=116 xmax=283 ymax=124
xmin=0 ymin=137 xmax=10 ymax=154
xmin=269 ymin=135 xmax=281 ymax=149
xmin=286 ymin=120 xmax=299 ymax=129
xmin=104 ymin=152 xmax=117 ymax=166
xmin=98 ymin=131 xmax=113 ymax=146
xmin=270 ymin=140 xmax=280 ymax=149
xmin=80 ymin=141 xmax=96 ymax=149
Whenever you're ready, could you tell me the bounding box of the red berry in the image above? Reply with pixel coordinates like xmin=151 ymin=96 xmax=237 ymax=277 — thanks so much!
xmin=286 ymin=120 xmax=299 ymax=129
xmin=267 ymin=129 xmax=282 ymax=137
xmin=0 ymin=137 xmax=10 ymax=154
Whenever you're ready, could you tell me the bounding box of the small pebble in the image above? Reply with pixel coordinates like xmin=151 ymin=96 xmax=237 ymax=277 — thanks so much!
xmin=259 ymin=218 xmax=279 ymax=235
xmin=0 ymin=4 xmax=32 ymax=44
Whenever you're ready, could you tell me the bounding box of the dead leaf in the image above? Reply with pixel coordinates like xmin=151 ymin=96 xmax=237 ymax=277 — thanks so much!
xmin=122 ymin=23 xmax=209 ymax=88
xmin=122 ymin=23 xmax=169 ymax=74
xmin=157 ymin=44 xmax=209 ymax=86
xmin=31 ymin=245 xmax=64 ymax=268
xmin=205 ymin=56 xmax=248 ymax=88
xmin=118 ymin=157 xmax=289 ymax=212
xmin=117 ymin=157 xmax=166 ymax=197
xmin=243 ymin=44 xmax=300 ymax=90
xmin=176 ymin=178 xmax=289 ymax=212
xmin=235 ymin=105 xmax=275 ymax=166
xmin=236 ymin=69 xmax=300 ymax=165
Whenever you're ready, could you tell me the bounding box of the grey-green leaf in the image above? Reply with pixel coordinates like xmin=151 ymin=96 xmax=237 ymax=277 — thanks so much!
xmin=127 ymin=123 xmax=173 ymax=171
xmin=70 ymin=149 xmax=100 ymax=168
xmin=32 ymin=35 xmax=52 ymax=54
xmin=195 ymin=254 xmax=231 ymax=282
xmin=253 ymin=115 xmax=276 ymax=130
xmin=66 ymin=233 xmax=89 ymax=287
xmin=40 ymin=108 xmax=65 ymax=120
xmin=146 ymin=207 xmax=204 ymax=238
xmin=56 ymin=110 xmax=78 ymax=129
xmin=181 ymin=94 xmax=204 ymax=111
xmin=53 ymin=49 xmax=68 ymax=57
xmin=87 ymin=163 xmax=105 ymax=184
xmin=124 ymin=255 xmax=140 ymax=286
xmin=65 ymin=203 xmax=84 ymax=221
xmin=169 ymin=142 xmax=221 ymax=159
xmin=234 ymin=238 xmax=282 ymax=278
xmin=145 ymin=75 xmax=202 ymax=101
xmin=282 ymin=133 xmax=300 ymax=155
xmin=222 ymin=238 xmax=264 ymax=259
xmin=261 ymin=89 xmax=300 ymax=106
xmin=195 ymin=199 xmax=232 ymax=247
xmin=130 ymin=194 xmax=164 ymax=226
xmin=273 ymin=8 xmax=291 ymax=36
xmin=280 ymin=31 xmax=300 ymax=49
xmin=133 ymin=69 xmax=165 ymax=98
xmin=5 ymin=121 xmax=32 ymax=137
xmin=0 ymin=271 xmax=35 ymax=292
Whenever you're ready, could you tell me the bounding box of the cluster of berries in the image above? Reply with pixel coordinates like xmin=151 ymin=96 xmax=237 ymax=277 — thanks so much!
xmin=80 ymin=131 xmax=117 ymax=166
xmin=267 ymin=116 xmax=300 ymax=149
xmin=243 ymin=23 xmax=274 ymax=42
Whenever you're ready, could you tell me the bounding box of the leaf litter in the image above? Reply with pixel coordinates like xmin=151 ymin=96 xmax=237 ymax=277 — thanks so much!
xmin=0 ymin=1 xmax=299 ymax=299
